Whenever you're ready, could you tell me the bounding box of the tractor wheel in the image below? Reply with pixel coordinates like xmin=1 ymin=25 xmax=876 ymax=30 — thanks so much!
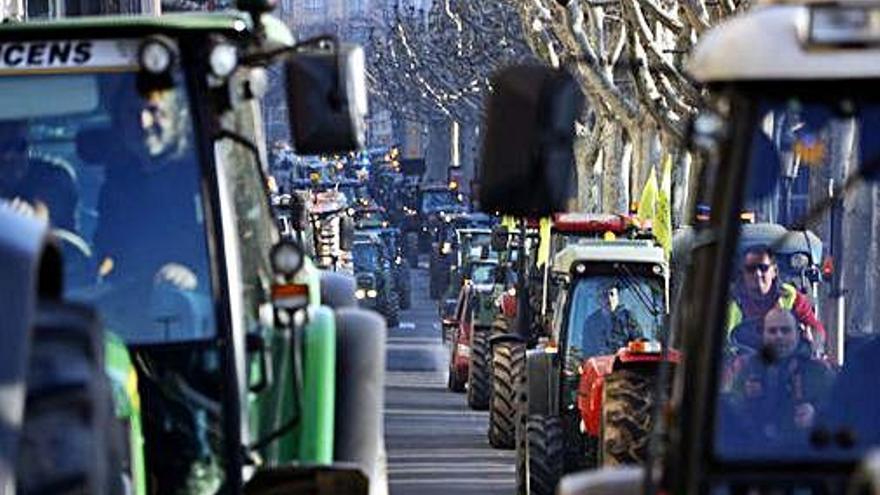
xmin=320 ymin=271 xmax=357 ymax=309
xmin=398 ymin=267 xmax=412 ymax=310
xmin=600 ymin=369 xmax=658 ymax=467
xmin=335 ymin=308 xmax=387 ymax=495
xmin=428 ymin=250 xmax=440 ymax=299
xmin=384 ymin=292 xmax=400 ymax=328
xmin=405 ymin=233 xmax=419 ymax=267
xmin=514 ymin=370 xmax=528 ymax=495
xmin=466 ymin=326 xmax=491 ymax=410
xmin=18 ymin=301 xmax=120 ymax=495
xmin=447 ymin=336 xmax=466 ymax=393
xmin=488 ymin=340 xmax=525 ymax=449
xmin=430 ymin=256 xmax=451 ymax=301
xmin=525 ymin=414 xmax=564 ymax=495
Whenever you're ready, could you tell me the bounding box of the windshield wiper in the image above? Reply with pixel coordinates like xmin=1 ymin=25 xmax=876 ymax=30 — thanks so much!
xmin=614 ymin=264 xmax=662 ymax=318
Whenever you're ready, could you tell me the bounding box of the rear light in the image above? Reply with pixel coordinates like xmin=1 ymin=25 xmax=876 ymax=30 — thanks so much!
xmin=552 ymin=213 xmax=630 ymax=235
xmin=627 ymin=340 xmax=662 ymax=354
xmin=272 ymin=283 xmax=309 ymax=310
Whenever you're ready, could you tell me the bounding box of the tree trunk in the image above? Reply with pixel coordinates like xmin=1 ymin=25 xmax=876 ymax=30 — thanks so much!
xmin=602 ymin=124 xmax=632 ymax=214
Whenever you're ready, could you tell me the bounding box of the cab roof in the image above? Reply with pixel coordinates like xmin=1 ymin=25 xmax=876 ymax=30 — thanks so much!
xmin=552 ymin=240 xmax=666 ymax=274
xmin=689 ymin=3 xmax=880 ymax=82
xmin=0 ymin=12 xmax=293 ymax=47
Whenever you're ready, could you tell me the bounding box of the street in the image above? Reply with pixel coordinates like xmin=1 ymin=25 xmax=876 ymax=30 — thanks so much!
xmin=385 ymin=266 xmax=515 ymax=495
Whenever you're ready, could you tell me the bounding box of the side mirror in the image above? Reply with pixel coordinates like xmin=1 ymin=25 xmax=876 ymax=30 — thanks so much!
xmin=479 ymin=65 xmax=583 ymax=216
xmin=286 ymin=37 xmax=368 ymax=155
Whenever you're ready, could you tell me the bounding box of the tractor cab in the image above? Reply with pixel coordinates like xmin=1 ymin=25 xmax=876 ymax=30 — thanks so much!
xmin=0 ymin=8 xmax=383 ymax=495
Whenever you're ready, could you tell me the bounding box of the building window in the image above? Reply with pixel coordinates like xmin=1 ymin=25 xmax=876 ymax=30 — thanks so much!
xmin=350 ymin=0 xmax=366 ymax=13
xmin=304 ymin=0 xmax=323 ymax=10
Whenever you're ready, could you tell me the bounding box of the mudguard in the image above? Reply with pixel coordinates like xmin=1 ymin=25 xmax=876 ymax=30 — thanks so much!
xmin=299 ymin=306 xmax=337 ymax=463
xmin=577 ymin=356 xmax=616 ymax=437
xmin=0 ymin=208 xmax=49 ymax=488
xmin=526 ymin=348 xmax=559 ymax=416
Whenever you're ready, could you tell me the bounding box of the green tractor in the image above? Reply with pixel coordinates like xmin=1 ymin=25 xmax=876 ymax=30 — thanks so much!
xmin=352 ymin=237 xmax=400 ymax=328
xmin=0 ymin=5 xmax=385 ymax=495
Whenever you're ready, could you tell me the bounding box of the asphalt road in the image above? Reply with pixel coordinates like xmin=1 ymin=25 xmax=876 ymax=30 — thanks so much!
xmin=384 ymin=266 xmax=515 ymax=495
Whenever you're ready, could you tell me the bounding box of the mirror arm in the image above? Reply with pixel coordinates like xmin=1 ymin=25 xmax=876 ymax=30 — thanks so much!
xmin=240 ymin=35 xmax=339 ymax=67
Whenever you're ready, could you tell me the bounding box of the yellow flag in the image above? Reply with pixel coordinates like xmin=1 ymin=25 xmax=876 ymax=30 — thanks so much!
xmin=637 ymin=167 xmax=659 ymax=226
xmin=538 ymin=217 xmax=552 ymax=267
xmin=656 ymin=154 xmax=673 ymax=257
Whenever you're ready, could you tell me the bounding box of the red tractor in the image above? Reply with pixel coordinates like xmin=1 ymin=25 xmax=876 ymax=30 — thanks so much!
xmin=517 ymin=236 xmax=673 ymax=495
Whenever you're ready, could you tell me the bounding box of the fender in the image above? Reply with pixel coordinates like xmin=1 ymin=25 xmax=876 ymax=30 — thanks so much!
xmin=577 ymin=355 xmax=616 ymax=437
xmin=0 ymin=208 xmax=51 ymax=487
xmin=527 ymin=348 xmax=559 ymax=416
xmin=499 ymin=291 xmax=517 ymax=319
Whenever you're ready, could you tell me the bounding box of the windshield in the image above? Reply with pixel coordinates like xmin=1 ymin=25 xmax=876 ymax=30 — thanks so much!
xmin=470 ymin=263 xmax=496 ymax=285
xmin=713 ymin=98 xmax=880 ymax=462
xmin=421 ymin=190 xmax=459 ymax=212
xmin=564 ymin=271 xmax=665 ymax=365
xmin=0 ymin=70 xmax=214 ymax=345
xmin=354 ymin=244 xmax=381 ymax=270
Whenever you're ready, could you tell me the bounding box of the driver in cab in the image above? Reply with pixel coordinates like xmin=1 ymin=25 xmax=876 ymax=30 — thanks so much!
xmin=581 ymin=284 xmax=643 ymax=356
xmin=727 ymin=245 xmax=826 ymax=357
xmin=728 ymin=307 xmax=834 ymax=444
xmin=93 ymin=85 xmax=204 ymax=292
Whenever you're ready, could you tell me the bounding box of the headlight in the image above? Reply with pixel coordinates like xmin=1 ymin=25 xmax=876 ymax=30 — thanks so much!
xmin=441 ymin=242 xmax=452 ymax=255
xmin=209 ymin=42 xmax=238 ymax=78
xmin=367 ymin=289 xmax=378 ymax=298
xmin=270 ymin=241 xmax=304 ymax=276
xmin=355 ymin=289 xmax=366 ymax=299
xmin=139 ymin=38 xmax=174 ymax=74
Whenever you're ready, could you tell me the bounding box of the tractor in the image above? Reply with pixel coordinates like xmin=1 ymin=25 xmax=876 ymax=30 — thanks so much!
xmin=0 ymin=5 xmax=386 ymax=494
xmin=516 ymin=223 xmax=672 ymax=495
xmin=352 ymin=237 xmax=400 ymax=328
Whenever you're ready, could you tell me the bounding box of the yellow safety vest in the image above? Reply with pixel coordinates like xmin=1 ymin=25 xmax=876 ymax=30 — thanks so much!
xmin=726 ymin=283 xmax=798 ymax=338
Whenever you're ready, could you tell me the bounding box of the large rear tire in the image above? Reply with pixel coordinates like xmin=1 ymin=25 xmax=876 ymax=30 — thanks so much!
xmin=525 ymin=414 xmax=563 ymax=495
xmin=17 ymin=302 xmax=119 ymax=495
xmin=334 ymin=308 xmax=387 ymax=495
xmin=488 ymin=340 xmax=525 ymax=449
xmin=466 ymin=326 xmax=491 ymax=410
xmin=600 ymin=369 xmax=658 ymax=467
xmin=514 ymin=363 xmax=528 ymax=495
